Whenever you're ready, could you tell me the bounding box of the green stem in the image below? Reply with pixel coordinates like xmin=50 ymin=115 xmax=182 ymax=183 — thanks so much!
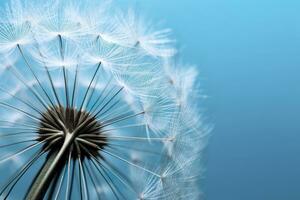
xmin=26 ymin=133 xmax=74 ymax=200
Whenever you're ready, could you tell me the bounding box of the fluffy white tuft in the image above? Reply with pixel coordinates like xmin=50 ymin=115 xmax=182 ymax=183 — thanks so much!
xmin=0 ymin=0 xmax=210 ymax=199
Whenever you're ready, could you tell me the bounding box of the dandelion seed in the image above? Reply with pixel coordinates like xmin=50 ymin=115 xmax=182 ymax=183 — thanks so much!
xmin=0 ymin=0 xmax=210 ymax=200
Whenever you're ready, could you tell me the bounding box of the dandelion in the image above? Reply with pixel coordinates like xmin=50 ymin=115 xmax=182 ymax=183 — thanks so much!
xmin=0 ymin=0 xmax=210 ymax=200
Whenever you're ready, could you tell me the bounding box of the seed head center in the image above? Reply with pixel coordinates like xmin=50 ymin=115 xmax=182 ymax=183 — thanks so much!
xmin=38 ymin=106 xmax=107 ymax=158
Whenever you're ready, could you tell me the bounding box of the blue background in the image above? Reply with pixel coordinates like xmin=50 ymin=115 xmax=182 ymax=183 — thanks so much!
xmin=0 ymin=0 xmax=298 ymax=199
xmin=118 ymin=0 xmax=300 ymax=199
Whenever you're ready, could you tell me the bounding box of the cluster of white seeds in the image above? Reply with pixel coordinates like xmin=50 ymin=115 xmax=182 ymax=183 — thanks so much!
xmin=0 ymin=0 xmax=210 ymax=199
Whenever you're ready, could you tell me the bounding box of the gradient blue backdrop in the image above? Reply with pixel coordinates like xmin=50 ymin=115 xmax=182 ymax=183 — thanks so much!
xmin=0 ymin=0 xmax=298 ymax=199
xmin=117 ymin=0 xmax=300 ymax=199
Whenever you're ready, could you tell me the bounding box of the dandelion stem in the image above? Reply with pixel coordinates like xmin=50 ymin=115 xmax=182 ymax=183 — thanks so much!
xmin=26 ymin=132 xmax=75 ymax=200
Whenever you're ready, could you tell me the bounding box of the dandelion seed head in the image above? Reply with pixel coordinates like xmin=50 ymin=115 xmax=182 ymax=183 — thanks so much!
xmin=0 ymin=0 xmax=210 ymax=199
